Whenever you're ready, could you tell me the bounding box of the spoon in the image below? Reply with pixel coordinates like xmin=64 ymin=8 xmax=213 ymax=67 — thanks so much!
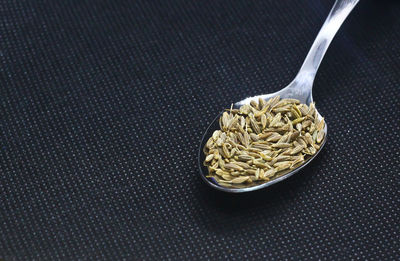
xmin=198 ymin=0 xmax=359 ymax=193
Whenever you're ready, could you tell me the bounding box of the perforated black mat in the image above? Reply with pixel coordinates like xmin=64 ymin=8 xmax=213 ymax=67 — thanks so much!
xmin=1 ymin=0 xmax=399 ymax=260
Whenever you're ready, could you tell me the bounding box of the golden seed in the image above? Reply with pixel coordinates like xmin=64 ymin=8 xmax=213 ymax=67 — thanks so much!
xmin=317 ymin=130 xmax=325 ymax=143
xmin=205 ymin=154 xmax=214 ymax=162
xmin=271 ymin=143 xmax=292 ymax=148
xmin=250 ymin=133 xmax=259 ymax=142
xmin=261 ymin=114 xmax=267 ymax=129
xmin=231 ymin=176 xmax=250 ymax=184
xmin=316 ymin=117 xmax=325 ymax=131
xmin=224 ymin=163 xmax=243 ymax=171
xmin=292 ymin=117 xmax=305 ymax=125
xmin=264 ymin=168 xmax=276 ymax=178
xmin=267 ymin=133 xmax=282 ymax=142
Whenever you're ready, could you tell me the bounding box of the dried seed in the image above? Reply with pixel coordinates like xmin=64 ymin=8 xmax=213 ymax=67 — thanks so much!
xmin=250 ymin=133 xmax=259 ymax=142
xmin=304 ymin=133 xmax=314 ymax=145
xmin=227 ymin=115 xmax=239 ymax=129
xmin=236 ymin=144 xmax=247 ymax=151
xmin=273 ymin=107 xmax=291 ymax=113
xmin=297 ymin=137 xmax=307 ymax=148
xmin=236 ymin=132 xmax=245 ymax=146
xmin=290 ymin=145 xmax=304 ymax=155
xmin=296 ymin=123 xmax=302 ymax=132
xmin=213 ymin=150 xmax=220 ymax=160
xmin=269 ymin=156 xmax=278 ymax=165
xmin=298 ymin=104 xmax=309 ymax=115
xmin=243 ymin=132 xmax=251 ymax=147
xmin=283 ymin=98 xmax=300 ymax=104
xmin=238 ymin=154 xmax=253 ymax=161
xmin=237 ymin=124 xmax=245 ymax=134
xmin=286 ymin=116 xmax=293 ymax=132
xmin=274 ymin=161 xmax=292 ymax=167
xmin=290 ymin=107 xmax=301 ymax=119
xmin=277 ymin=133 xmax=290 ymax=143
xmin=205 ymin=154 xmax=214 ymax=162
xmin=240 ymin=116 xmax=246 ymax=128
xmin=259 ymin=132 xmax=273 ymax=139
xmin=254 ymin=105 xmax=269 ymax=117
xmin=222 ymin=143 xmax=231 ymax=158
xmin=290 ymin=154 xmax=305 ymax=168
xmin=230 ymin=171 xmax=241 ymax=176
xmin=264 ymin=168 xmax=276 ymax=178
xmin=225 ymin=163 xmax=243 ymax=171
xmin=280 ymin=148 xmax=292 ymax=156
xmin=302 ymin=120 xmax=312 ymax=129
xmin=270 ymin=113 xmax=282 ymax=127
xmin=238 ymin=105 xmax=249 ymax=115
xmin=293 ymin=104 xmax=302 ymax=116
xmin=271 ymin=143 xmax=292 ymax=148
xmin=248 ymin=152 xmax=262 ymax=158
xmin=274 ymin=155 xmax=292 ymax=162
xmin=316 ymin=117 xmax=325 ymax=131
xmin=216 ymin=138 xmax=223 ymax=147
xmin=308 ymin=102 xmax=315 ymax=117
xmin=253 ymin=160 xmax=271 ymax=169
xmin=309 ymin=146 xmax=317 ymax=155
xmin=309 ymin=123 xmax=316 ymax=133
xmin=261 ymin=114 xmax=267 ymax=129
xmin=251 ymin=143 xmax=271 ymax=150
xmin=292 ymin=117 xmax=305 ymax=125
xmin=218 ymin=158 xmax=225 ymax=169
xmin=267 ymin=133 xmax=282 ymax=142
xmin=222 ymin=174 xmax=233 ymax=180
xmin=259 ymin=152 xmax=273 ymax=161
xmin=273 ymin=99 xmax=289 ymax=108
xmin=234 ymin=161 xmax=252 ymax=169
xmin=274 ymin=162 xmax=291 ymax=172
xmin=249 ymin=117 xmax=261 ymax=134
xmin=212 ymin=130 xmax=221 ymax=141
xmin=215 ymin=169 xmax=229 ymax=176
xmin=248 ymin=147 xmax=263 ymax=153
xmin=258 ymin=97 xmax=267 ymax=109
xmin=206 ymin=137 xmax=214 ymax=149
xmin=245 ymin=169 xmax=257 ymax=175
xmin=290 ymin=131 xmax=300 ymax=142
xmin=250 ymin=100 xmax=258 ymax=109
xmin=231 ymin=176 xmax=250 ymax=184
xmin=317 ymin=130 xmax=325 ymax=143
xmin=259 ymin=169 xmax=265 ymax=179
xmin=267 ymin=95 xmax=280 ymax=108
xmin=222 ymin=112 xmax=230 ymax=128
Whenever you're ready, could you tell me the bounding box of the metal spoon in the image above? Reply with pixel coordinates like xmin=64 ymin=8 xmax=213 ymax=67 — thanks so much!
xmin=198 ymin=0 xmax=359 ymax=193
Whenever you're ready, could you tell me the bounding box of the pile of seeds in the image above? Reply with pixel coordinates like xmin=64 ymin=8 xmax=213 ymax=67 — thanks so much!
xmin=203 ymin=96 xmax=325 ymax=186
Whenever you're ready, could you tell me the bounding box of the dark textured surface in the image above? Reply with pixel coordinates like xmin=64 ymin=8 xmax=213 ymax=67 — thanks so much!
xmin=1 ymin=0 xmax=399 ymax=260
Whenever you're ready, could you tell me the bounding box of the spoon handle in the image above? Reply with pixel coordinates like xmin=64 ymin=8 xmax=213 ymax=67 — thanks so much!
xmin=296 ymin=0 xmax=359 ymax=82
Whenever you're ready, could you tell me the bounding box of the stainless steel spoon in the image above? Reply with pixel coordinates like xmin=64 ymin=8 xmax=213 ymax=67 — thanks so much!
xmin=198 ymin=0 xmax=359 ymax=193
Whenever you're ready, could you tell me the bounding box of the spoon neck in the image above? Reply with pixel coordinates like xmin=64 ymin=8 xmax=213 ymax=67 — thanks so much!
xmin=296 ymin=0 xmax=359 ymax=82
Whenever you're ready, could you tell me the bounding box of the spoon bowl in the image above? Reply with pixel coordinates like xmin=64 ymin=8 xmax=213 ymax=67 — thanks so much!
xmin=198 ymin=0 xmax=359 ymax=193
xmin=198 ymin=94 xmax=328 ymax=193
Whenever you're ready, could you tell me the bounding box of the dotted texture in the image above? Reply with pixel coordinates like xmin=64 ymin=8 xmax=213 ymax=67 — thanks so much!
xmin=0 ymin=0 xmax=399 ymax=260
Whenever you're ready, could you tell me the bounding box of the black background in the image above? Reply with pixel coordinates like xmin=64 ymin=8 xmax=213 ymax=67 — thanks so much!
xmin=1 ymin=0 xmax=399 ymax=260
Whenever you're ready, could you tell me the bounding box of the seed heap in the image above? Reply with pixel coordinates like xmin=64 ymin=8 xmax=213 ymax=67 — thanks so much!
xmin=203 ymin=96 xmax=325 ymax=186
